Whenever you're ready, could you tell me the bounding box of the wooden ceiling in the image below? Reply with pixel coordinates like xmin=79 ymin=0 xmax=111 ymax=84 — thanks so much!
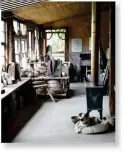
xmin=1 ymin=0 xmax=46 ymax=11
xmin=1 ymin=1 xmax=110 ymax=25
xmin=12 ymin=2 xmax=91 ymax=24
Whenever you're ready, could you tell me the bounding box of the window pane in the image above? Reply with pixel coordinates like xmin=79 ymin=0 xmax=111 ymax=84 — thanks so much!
xmin=47 ymin=33 xmax=65 ymax=52
xmin=20 ymin=23 xmax=27 ymax=35
xmin=1 ymin=21 xmax=5 ymax=32
xmin=28 ymin=32 xmax=31 ymax=48
xmin=46 ymin=30 xmax=52 ymax=32
xmin=15 ymin=55 xmax=19 ymax=63
xmin=1 ymin=45 xmax=5 ymax=56
xmin=58 ymin=33 xmax=65 ymax=40
xmin=21 ymin=53 xmax=27 ymax=68
xmin=28 ymin=48 xmax=32 ymax=59
xmin=13 ymin=20 xmax=18 ymax=34
xmin=35 ymin=30 xmax=37 ymax=38
xmin=0 ymin=56 xmax=5 ymax=66
xmin=20 ymin=23 xmax=23 ymax=33
xmin=1 ymin=32 xmax=5 ymax=42
xmin=59 ymin=29 xmax=66 ymax=32
xmin=14 ymin=40 xmax=19 ymax=54
xmin=21 ymin=40 xmax=25 ymax=53
xmin=46 ymin=33 xmax=53 ymax=40
xmin=35 ymin=30 xmax=39 ymax=39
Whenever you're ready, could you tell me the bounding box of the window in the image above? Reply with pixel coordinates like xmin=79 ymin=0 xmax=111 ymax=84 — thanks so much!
xmin=46 ymin=29 xmax=66 ymax=62
xmin=0 ymin=21 xmax=6 ymax=67
xmin=20 ymin=23 xmax=27 ymax=35
xmin=14 ymin=38 xmax=27 ymax=67
xmin=13 ymin=20 xmax=27 ymax=36
xmin=13 ymin=20 xmax=19 ymax=35
xmin=13 ymin=20 xmax=27 ymax=67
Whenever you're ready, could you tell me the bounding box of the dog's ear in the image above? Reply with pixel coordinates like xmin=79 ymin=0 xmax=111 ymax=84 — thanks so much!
xmin=84 ymin=112 xmax=89 ymax=118
xmin=79 ymin=113 xmax=82 ymax=117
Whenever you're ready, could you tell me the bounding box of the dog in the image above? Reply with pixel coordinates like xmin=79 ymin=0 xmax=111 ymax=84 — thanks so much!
xmin=75 ymin=112 xmax=115 ymax=134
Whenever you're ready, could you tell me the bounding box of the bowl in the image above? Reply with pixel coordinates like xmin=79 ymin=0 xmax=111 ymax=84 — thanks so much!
xmin=71 ymin=116 xmax=82 ymax=124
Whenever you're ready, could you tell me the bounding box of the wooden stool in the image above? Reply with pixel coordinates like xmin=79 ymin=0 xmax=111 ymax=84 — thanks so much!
xmin=33 ymin=84 xmax=55 ymax=102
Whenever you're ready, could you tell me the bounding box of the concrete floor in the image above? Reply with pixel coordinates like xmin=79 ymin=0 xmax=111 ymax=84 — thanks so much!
xmin=13 ymin=82 xmax=115 ymax=144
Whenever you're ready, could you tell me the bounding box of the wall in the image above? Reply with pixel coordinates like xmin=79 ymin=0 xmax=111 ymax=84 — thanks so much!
xmin=100 ymin=11 xmax=109 ymax=51
xmin=43 ymin=11 xmax=109 ymax=65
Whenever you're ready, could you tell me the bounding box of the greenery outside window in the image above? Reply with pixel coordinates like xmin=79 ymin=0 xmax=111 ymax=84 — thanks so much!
xmin=46 ymin=29 xmax=66 ymax=62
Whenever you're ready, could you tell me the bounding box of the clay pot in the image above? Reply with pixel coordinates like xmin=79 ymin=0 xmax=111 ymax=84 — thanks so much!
xmin=71 ymin=116 xmax=82 ymax=124
xmin=48 ymin=80 xmax=62 ymax=94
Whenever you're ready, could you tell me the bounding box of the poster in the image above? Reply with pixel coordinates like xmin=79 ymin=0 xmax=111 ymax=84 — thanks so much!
xmin=71 ymin=38 xmax=82 ymax=52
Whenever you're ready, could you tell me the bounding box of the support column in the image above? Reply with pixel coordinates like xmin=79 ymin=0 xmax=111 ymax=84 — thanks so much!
xmin=38 ymin=26 xmax=42 ymax=57
xmin=42 ymin=39 xmax=46 ymax=57
xmin=31 ymin=30 xmax=35 ymax=60
xmin=91 ymin=2 xmax=100 ymax=85
xmin=2 ymin=11 xmax=15 ymax=64
xmin=6 ymin=21 xmax=10 ymax=65
xmin=8 ymin=19 xmax=15 ymax=62
xmin=109 ymin=2 xmax=115 ymax=116
xmin=65 ymin=28 xmax=69 ymax=61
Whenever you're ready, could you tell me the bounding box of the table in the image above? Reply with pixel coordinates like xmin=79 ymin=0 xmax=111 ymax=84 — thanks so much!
xmin=31 ymin=76 xmax=69 ymax=80
xmin=31 ymin=76 xmax=70 ymax=98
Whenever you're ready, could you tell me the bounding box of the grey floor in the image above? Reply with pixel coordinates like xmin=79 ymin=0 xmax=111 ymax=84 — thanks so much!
xmin=13 ymin=83 xmax=115 ymax=144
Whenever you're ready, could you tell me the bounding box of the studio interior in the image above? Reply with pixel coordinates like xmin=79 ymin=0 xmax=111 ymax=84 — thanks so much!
xmin=0 ymin=1 xmax=115 ymax=143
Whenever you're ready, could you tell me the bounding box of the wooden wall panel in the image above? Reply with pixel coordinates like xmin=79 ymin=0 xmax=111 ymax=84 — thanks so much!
xmin=43 ymin=11 xmax=109 ymax=57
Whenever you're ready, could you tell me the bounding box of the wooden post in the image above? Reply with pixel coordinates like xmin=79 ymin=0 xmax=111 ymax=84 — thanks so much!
xmin=31 ymin=30 xmax=35 ymax=60
xmin=6 ymin=21 xmax=10 ymax=65
xmin=65 ymin=28 xmax=69 ymax=61
xmin=91 ymin=2 xmax=100 ymax=85
xmin=38 ymin=26 xmax=42 ymax=57
xmin=8 ymin=19 xmax=15 ymax=62
xmin=1 ymin=11 xmax=15 ymax=64
xmin=109 ymin=2 xmax=115 ymax=116
xmin=42 ymin=39 xmax=46 ymax=57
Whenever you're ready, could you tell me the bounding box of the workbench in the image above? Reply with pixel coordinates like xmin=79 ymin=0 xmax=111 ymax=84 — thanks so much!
xmin=1 ymin=76 xmax=70 ymax=142
xmin=1 ymin=78 xmax=30 ymax=100
xmin=1 ymin=78 xmax=34 ymax=142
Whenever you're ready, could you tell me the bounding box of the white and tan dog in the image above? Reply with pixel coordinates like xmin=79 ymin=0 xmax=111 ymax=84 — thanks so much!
xmin=75 ymin=112 xmax=115 ymax=134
